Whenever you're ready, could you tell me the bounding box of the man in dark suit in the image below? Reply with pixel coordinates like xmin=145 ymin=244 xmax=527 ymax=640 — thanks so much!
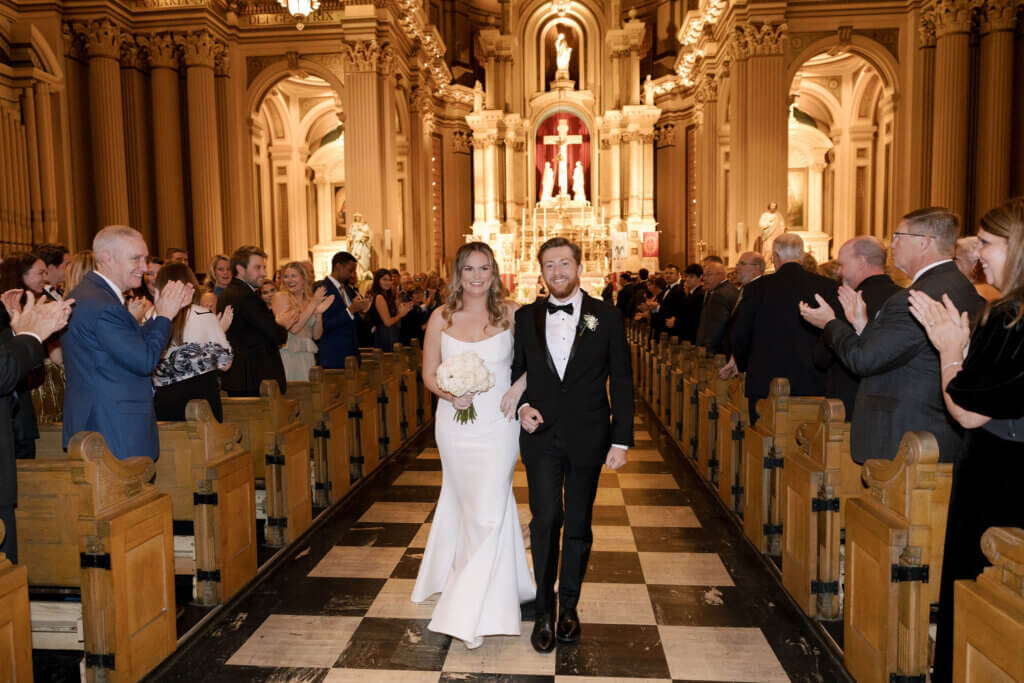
xmin=731 ymin=234 xmax=839 ymax=424
xmin=695 ymin=260 xmax=739 ymax=354
xmin=719 ymin=252 xmax=766 ymax=379
xmin=1 ymin=293 xmax=72 ymax=562
xmin=63 ymin=226 xmax=193 ymax=460
xmin=801 ymin=207 xmax=986 ymax=463
xmin=653 ymin=264 xmax=686 ymax=337
xmin=317 ymin=251 xmax=371 ymax=369
xmin=615 ymin=272 xmax=635 ymax=317
xmin=813 ymin=236 xmax=903 ymax=418
xmin=217 ymin=245 xmax=288 ymax=396
xmin=34 ymin=243 xmax=70 ymax=302
xmin=600 ymin=274 xmax=615 ymax=304
xmin=668 ymin=263 xmax=704 ymax=343
xmin=513 ymin=237 xmax=633 ymax=653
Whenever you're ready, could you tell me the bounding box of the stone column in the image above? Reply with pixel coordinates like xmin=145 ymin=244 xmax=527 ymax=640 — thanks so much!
xmin=730 ymin=36 xmax=750 ymax=249
xmin=808 ymin=160 xmax=827 ymax=233
xmin=80 ymin=18 xmax=130 ymax=227
xmin=929 ymin=0 xmax=972 ymax=220
xmin=917 ymin=14 xmax=937 ymax=205
xmin=32 ymin=82 xmax=59 ymax=242
xmin=313 ymin=171 xmax=334 ymax=246
xmin=20 ymin=86 xmax=43 ymax=240
xmin=216 ymin=48 xmax=248 ymax=249
xmin=481 ymin=135 xmax=498 ymax=222
xmin=609 ymin=133 xmax=622 ymax=219
xmin=741 ymin=22 xmax=788 ymax=233
xmin=974 ymin=0 xmax=1017 ymax=221
xmin=472 ymin=134 xmax=485 ymax=222
xmin=180 ymin=30 xmax=225 ymax=271
xmin=696 ymin=75 xmax=719 ymax=252
xmin=145 ymin=33 xmax=188 ymax=255
xmin=120 ymin=39 xmax=155 ymax=247
xmin=627 ymin=131 xmax=642 ymax=218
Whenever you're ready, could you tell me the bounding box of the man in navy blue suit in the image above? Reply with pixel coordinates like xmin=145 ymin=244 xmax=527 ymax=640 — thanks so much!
xmin=62 ymin=225 xmax=193 ymax=460
xmin=316 ymin=251 xmax=370 ymax=369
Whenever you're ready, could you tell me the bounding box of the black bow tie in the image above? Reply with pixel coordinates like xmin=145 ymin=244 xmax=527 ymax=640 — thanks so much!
xmin=547 ymin=301 xmax=574 ymax=316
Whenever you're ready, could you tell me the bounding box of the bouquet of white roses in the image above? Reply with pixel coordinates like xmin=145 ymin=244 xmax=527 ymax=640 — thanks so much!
xmin=436 ymin=351 xmax=495 ymax=424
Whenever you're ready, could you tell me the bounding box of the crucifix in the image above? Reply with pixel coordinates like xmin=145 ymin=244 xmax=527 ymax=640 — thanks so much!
xmin=542 ymin=119 xmax=583 ymax=198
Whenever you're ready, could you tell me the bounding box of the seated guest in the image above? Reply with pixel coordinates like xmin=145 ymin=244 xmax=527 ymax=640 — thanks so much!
xmin=317 ymin=251 xmax=370 ymax=369
xmin=367 ymin=268 xmax=413 ymax=352
xmin=800 ymin=207 xmax=985 ymax=464
xmin=1 ymin=291 xmax=73 ymax=563
xmin=812 ymin=236 xmax=902 ymax=418
xmin=150 ymin=263 xmax=233 ymax=421
xmin=912 ymin=197 xmax=1024 ymax=683
xmin=259 ymin=281 xmax=277 ymax=309
xmin=63 ymin=225 xmax=193 ymax=460
xmin=695 ymin=260 xmax=738 ymax=355
xmin=64 ymin=250 xmax=96 ymax=293
xmin=954 ymin=235 xmax=1000 ymax=302
xmin=731 ymin=234 xmax=838 ymax=424
xmin=218 ymin=246 xmax=288 ymax=396
xmin=34 ymin=243 xmax=70 ymax=301
xmin=272 ymin=261 xmax=333 ymax=382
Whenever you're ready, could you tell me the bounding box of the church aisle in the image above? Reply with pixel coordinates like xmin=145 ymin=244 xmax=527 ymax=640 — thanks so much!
xmin=148 ymin=403 xmax=850 ymax=682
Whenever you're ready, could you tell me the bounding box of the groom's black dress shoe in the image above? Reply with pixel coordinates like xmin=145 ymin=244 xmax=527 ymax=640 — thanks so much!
xmin=556 ymin=607 xmax=581 ymax=643
xmin=531 ymin=613 xmax=556 ymax=653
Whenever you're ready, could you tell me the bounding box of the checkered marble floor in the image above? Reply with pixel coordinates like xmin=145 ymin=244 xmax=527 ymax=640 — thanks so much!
xmin=151 ymin=405 xmax=850 ymax=682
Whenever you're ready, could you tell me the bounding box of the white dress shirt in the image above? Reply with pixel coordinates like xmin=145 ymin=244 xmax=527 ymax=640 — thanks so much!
xmin=95 ymin=271 xmax=125 ymax=304
xmin=545 ymin=288 xmax=583 ymax=380
xmin=912 ymin=259 xmax=953 ymax=284
xmin=328 ymin=275 xmax=355 ymax=319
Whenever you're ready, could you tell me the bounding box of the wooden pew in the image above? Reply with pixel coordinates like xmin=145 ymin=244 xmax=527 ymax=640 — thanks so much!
xmin=696 ymin=354 xmax=728 ymax=484
xmin=954 ymin=526 xmax=1024 ymax=682
xmin=339 ymin=364 xmax=382 ymax=480
xmin=843 ymin=431 xmax=953 ymax=683
xmin=0 ymin=520 xmax=33 ymax=682
xmin=680 ymin=346 xmax=706 ymax=461
xmin=155 ymin=400 xmax=257 ymax=605
xmin=221 ymin=381 xmax=311 ymax=547
xmin=289 ymin=367 xmax=353 ymax=507
xmin=715 ymin=373 xmax=746 ymax=515
xmin=742 ymin=378 xmax=822 ymax=556
xmin=780 ymin=398 xmax=861 ymax=619
xmin=403 ymin=341 xmax=433 ymax=427
xmin=381 ymin=350 xmax=409 ymax=456
xmin=667 ymin=342 xmax=693 ymax=444
xmin=17 ymin=432 xmax=177 ymax=682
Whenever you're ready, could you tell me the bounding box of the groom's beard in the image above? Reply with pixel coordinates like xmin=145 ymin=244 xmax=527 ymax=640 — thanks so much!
xmin=544 ymin=276 xmax=579 ymax=300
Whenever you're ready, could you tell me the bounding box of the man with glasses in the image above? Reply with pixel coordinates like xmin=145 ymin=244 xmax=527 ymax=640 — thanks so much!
xmin=800 ymin=207 xmax=984 ymax=464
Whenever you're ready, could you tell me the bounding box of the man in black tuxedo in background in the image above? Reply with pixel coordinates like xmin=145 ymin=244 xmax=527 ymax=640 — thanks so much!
xmin=812 ymin=236 xmax=902 ymax=418
xmin=801 ymin=207 xmax=985 ymax=463
xmin=731 ymin=234 xmax=839 ymax=425
xmin=695 ymin=260 xmax=738 ymax=354
xmin=615 ymin=272 xmax=635 ymax=317
xmin=316 ymin=251 xmax=371 ymax=369
xmin=653 ymin=264 xmax=686 ymax=338
xmin=217 ymin=246 xmax=287 ymax=396
xmin=512 ymin=237 xmax=634 ymax=653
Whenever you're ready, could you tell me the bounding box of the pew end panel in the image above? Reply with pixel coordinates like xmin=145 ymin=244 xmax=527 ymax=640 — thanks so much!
xmin=716 ymin=404 xmax=745 ymax=515
xmin=953 ymin=527 xmax=1024 ymax=683
xmin=0 ymin=520 xmax=33 ymax=682
xmin=264 ymin=422 xmax=313 ymax=547
xmin=742 ymin=422 xmax=773 ymax=554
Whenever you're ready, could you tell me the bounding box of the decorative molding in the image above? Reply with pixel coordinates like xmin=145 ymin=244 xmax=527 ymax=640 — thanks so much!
xmin=694 ymin=74 xmax=718 ymax=103
xmin=341 ymin=40 xmax=389 ymax=73
xmin=919 ymin=14 xmax=937 ymax=47
xmin=655 ymin=123 xmax=676 ymax=147
xmin=72 ymin=18 xmax=124 ymax=60
xmin=978 ymin=0 xmax=1019 ymax=32
xmin=246 ymin=54 xmax=280 ymax=87
xmin=737 ymin=22 xmax=788 ymax=57
xmin=119 ymin=38 xmax=144 ymax=70
xmin=932 ymin=0 xmax=973 ymax=36
xmin=177 ymin=30 xmax=218 ymax=69
xmin=306 ymin=53 xmax=346 ymax=85
xmin=473 ymin=133 xmax=497 ymax=148
xmin=142 ymin=33 xmax=181 ymax=70
xmin=214 ymin=45 xmax=230 ymax=77
xmin=451 ymin=130 xmax=472 ymax=154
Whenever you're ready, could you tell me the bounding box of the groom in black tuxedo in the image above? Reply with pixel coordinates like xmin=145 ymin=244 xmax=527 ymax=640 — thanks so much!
xmin=512 ymin=237 xmax=634 ymax=653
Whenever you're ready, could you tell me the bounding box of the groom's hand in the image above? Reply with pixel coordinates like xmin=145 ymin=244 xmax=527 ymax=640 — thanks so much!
xmin=519 ymin=406 xmax=544 ymax=433
xmin=605 ymin=446 xmax=627 ymax=470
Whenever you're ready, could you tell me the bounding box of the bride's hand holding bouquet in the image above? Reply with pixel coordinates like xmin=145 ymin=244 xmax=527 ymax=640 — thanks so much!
xmin=436 ymin=351 xmax=495 ymax=424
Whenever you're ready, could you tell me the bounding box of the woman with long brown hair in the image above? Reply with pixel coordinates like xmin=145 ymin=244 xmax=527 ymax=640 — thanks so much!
xmin=908 ymin=196 xmax=1024 ymax=681
xmin=149 ymin=262 xmax=234 ymax=421
xmin=411 ymin=242 xmax=533 ymax=650
xmin=366 ymin=267 xmax=413 ymax=351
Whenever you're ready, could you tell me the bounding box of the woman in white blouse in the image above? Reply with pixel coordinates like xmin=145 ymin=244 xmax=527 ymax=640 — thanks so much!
xmin=150 ymin=263 xmax=234 ymax=421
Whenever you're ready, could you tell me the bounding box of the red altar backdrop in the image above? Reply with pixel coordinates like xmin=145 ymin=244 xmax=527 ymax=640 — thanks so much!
xmin=535 ymin=112 xmax=591 ymax=203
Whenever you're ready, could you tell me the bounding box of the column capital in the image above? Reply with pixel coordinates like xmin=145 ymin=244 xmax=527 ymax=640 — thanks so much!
xmin=735 ymin=22 xmax=788 ymax=58
xmin=72 ymin=18 xmax=124 ymax=60
xmin=694 ymin=74 xmax=718 ymax=103
xmin=119 ymin=38 xmax=144 ymax=70
xmin=215 ymin=46 xmax=231 ymax=77
xmin=341 ymin=40 xmax=394 ymax=74
xmin=932 ymin=0 xmax=973 ymax=37
xmin=473 ymin=133 xmax=497 ymax=148
xmin=177 ymin=29 xmax=218 ymax=69
xmin=141 ymin=32 xmax=181 ymax=70
xmin=919 ymin=12 xmax=938 ymax=46
xmin=977 ymin=0 xmax=1020 ymax=33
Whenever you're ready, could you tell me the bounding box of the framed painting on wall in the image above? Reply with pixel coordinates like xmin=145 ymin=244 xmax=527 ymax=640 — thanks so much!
xmin=787 ymin=168 xmax=807 ymax=228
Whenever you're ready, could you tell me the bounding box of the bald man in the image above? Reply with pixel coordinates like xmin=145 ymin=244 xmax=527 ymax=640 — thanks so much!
xmin=695 ymin=260 xmax=738 ymax=355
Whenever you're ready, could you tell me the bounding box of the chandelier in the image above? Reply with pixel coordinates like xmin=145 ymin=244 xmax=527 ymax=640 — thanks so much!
xmin=277 ymin=0 xmax=320 ymax=30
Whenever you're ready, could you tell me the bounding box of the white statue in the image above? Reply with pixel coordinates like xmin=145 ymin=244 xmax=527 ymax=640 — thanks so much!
xmin=643 ymin=75 xmax=654 ymax=106
xmin=347 ymin=212 xmax=372 ymax=278
xmin=555 ymin=32 xmax=571 ymax=72
xmin=757 ymin=202 xmax=786 ymax=263
xmin=472 ymin=80 xmax=483 ymax=112
xmin=572 ymin=160 xmax=586 ymax=202
xmin=540 ymin=162 xmax=555 ymax=201
xmin=557 ymin=144 xmax=569 ymax=197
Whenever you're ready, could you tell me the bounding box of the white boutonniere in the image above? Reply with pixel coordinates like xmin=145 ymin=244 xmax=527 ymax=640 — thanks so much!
xmin=577 ymin=313 xmax=599 ymax=338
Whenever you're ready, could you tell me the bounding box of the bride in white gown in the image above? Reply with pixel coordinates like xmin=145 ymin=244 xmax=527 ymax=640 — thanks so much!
xmin=412 ymin=242 xmax=536 ymax=648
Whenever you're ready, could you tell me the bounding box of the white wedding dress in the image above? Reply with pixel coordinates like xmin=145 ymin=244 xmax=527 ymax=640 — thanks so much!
xmin=411 ymin=329 xmax=536 ymax=643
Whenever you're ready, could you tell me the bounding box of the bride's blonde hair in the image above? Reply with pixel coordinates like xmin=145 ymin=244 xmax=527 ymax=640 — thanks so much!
xmin=442 ymin=242 xmax=510 ymax=330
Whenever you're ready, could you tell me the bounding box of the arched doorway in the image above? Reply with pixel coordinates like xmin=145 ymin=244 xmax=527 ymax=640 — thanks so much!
xmin=788 ymin=51 xmax=897 ymax=259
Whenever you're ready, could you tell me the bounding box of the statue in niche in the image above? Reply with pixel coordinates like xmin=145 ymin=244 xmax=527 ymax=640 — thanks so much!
xmin=643 ymin=75 xmax=654 ymax=106
xmin=756 ymin=201 xmax=786 ymax=263
xmin=472 ymin=81 xmax=483 ymax=112
xmin=541 ymin=162 xmax=555 ymax=201
xmin=347 ymin=212 xmax=372 ymax=278
xmin=572 ymin=161 xmax=586 ymax=202
xmin=555 ymin=32 xmax=572 ymax=73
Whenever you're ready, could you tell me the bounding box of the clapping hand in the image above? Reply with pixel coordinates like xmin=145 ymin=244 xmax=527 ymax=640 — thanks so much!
xmin=349 ymin=294 xmax=371 ymax=315
xmin=154 ymin=280 xmax=194 ymax=320
xmin=315 ymin=295 xmax=335 ymax=315
xmin=2 ymin=288 xmax=24 ymax=317
xmin=11 ymin=293 xmax=74 ymax=341
xmin=907 ymin=290 xmax=970 ymax=356
xmin=798 ymin=294 xmax=836 ymax=329
xmin=127 ymin=296 xmax=153 ymax=323
xmin=218 ymin=305 xmax=234 ymax=331
xmin=838 ymin=285 xmax=868 ymax=334
xmin=398 ymin=300 xmax=414 ymax=317
xmin=312 ymin=286 xmax=328 ymax=305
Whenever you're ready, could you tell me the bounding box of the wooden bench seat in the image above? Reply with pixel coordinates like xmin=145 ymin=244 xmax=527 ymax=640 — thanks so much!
xmin=0 ymin=520 xmax=33 ymax=682
xmin=289 ymin=367 xmax=353 ymax=507
xmin=221 ymin=381 xmax=311 ymax=547
xmin=954 ymin=526 xmax=1024 ymax=682
xmin=843 ymin=431 xmax=952 ymax=683
xmin=696 ymin=355 xmax=726 ymax=483
xmin=16 ymin=432 xmax=176 ymax=682
xmin=155 ymin=400 xmax=257 ymax=605
xmin=715 ymin=374 xmax=746 ymax=515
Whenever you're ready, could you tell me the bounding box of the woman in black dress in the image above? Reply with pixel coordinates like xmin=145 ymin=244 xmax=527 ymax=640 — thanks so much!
xmin=367 ymin=268 xmax=412 ymax=351
xmin=908 ymin=196 xmax=1024 ymax=682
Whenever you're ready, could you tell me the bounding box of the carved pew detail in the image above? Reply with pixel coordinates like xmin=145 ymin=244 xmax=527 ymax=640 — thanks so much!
xmin=17 ymin=432 xmax=176 ymax=681
xmin=843 ymin=431 xmax=953 ymax=683
xmin=0 ymin=520 xmax=33 ymax=682
xmin=954 ymin=526 xmax=1024 ymax=682
xmin=715 ymin=374 xmax=747 ymax=515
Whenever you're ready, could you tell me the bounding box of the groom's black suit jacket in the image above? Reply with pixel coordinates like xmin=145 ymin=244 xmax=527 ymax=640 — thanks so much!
xmin=512 ymin=292 xmax=634 ymax=463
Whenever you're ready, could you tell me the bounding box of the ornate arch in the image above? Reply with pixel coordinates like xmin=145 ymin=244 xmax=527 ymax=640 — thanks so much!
xmin=245 ymin=56 xmax=345 ymax=117
xmin=785 ymin=35 xmax=899 ymax=100
xmin=518 ymin=0 xmax=605 ymax=98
